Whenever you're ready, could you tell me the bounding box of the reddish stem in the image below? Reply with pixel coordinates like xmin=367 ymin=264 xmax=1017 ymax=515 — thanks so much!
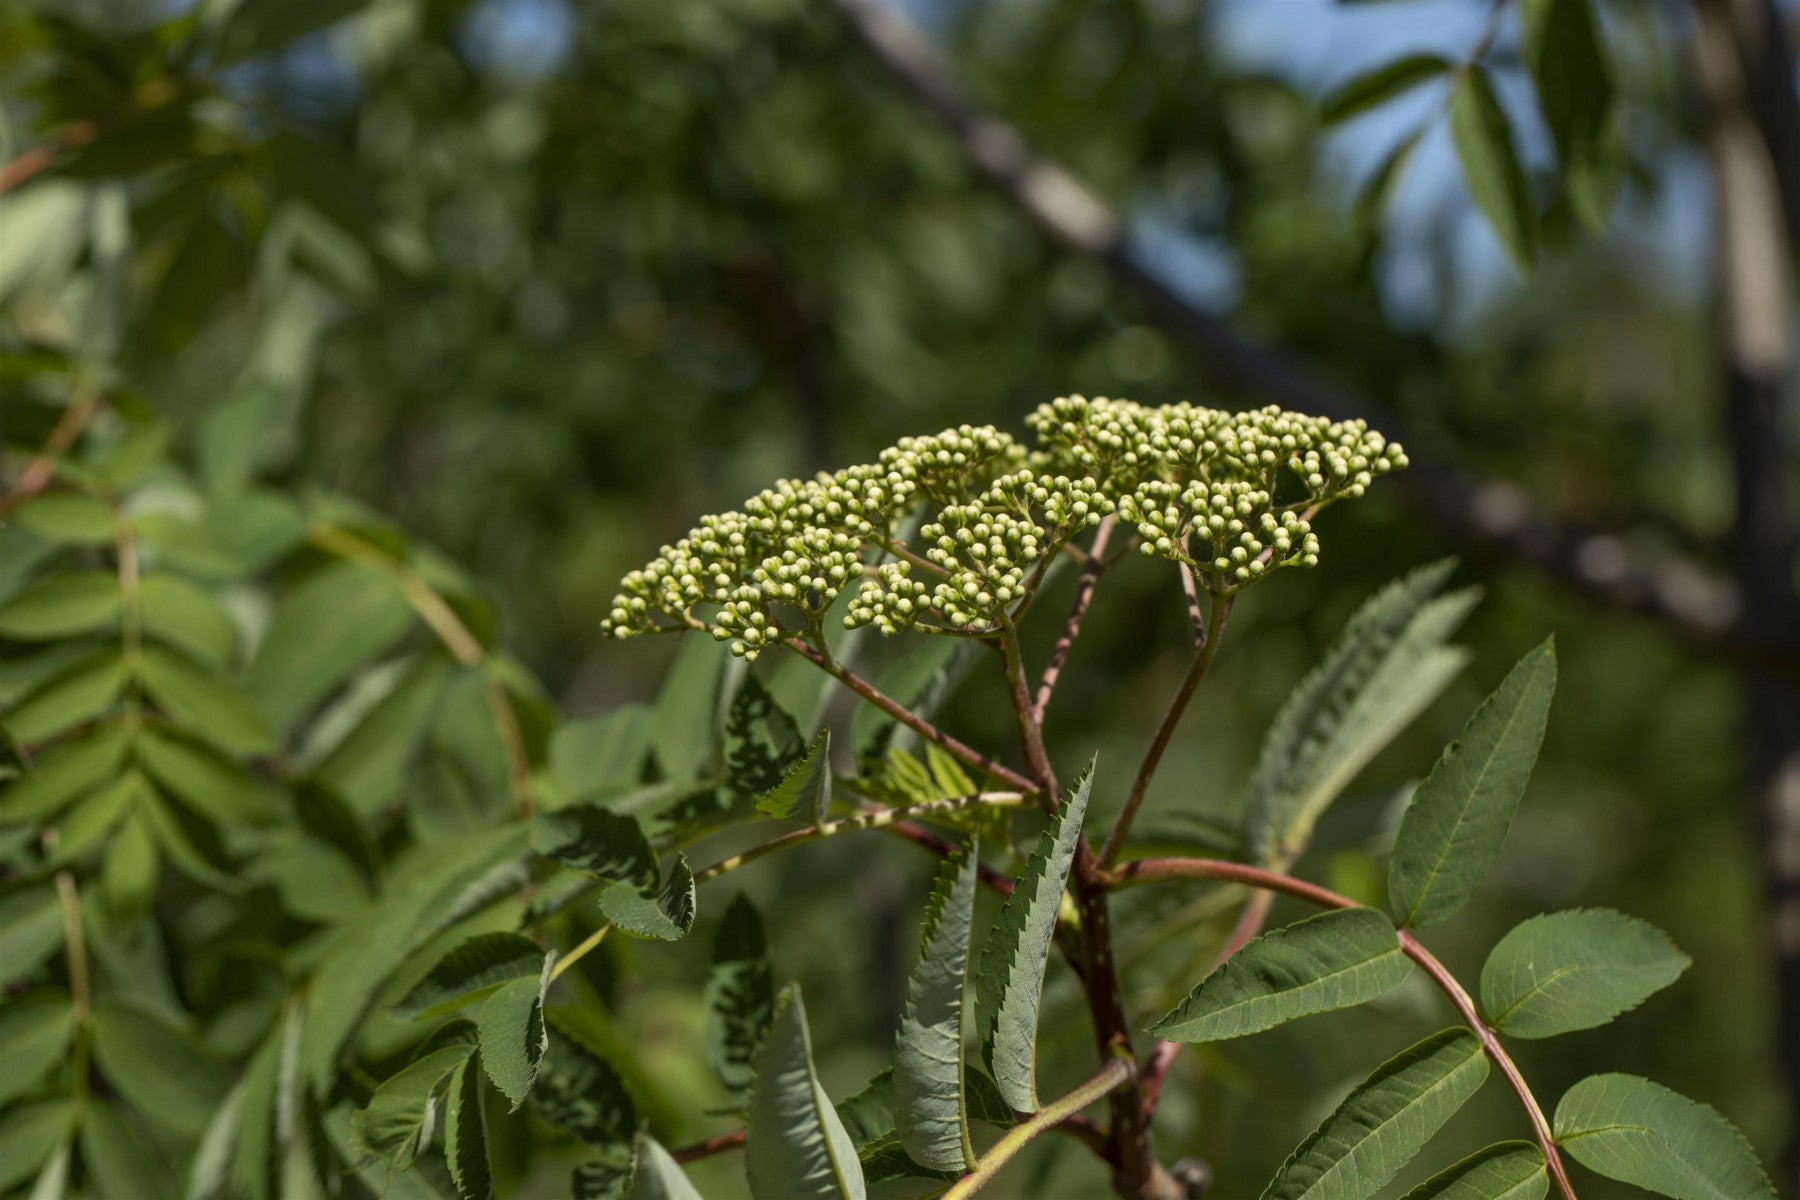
xmin=1103 ymin=856 xmax=1577 ymax=1200
xmin=884 ymin=819 xmax=1015 ymax=897
xmin=670 ymin=1129 xmax=745 ymax=1163
xmin=0 ymin=392 xmax=101 ymax=517
xmin=1033 ymin=516 xmax=1115 ymax=720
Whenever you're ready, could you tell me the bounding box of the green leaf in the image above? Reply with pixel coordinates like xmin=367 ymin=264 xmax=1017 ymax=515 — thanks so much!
xmin=13 ymin=495 xmax=112 ymax=546
xmin=0 ymin=725 xmax=130 ymax=823
xmin=1450 ymin=67 xmax=1538 ymax=273
xmin=1149 ymin=907 xmax=1412 ymax=1043
xmin=136 ymin=728 xmax=278 ymax=825
xmin=477 ymin=955 xmax=554 ymax=1109
xmin=0 ymin=572 xmax=121 ymax=640
xmin=1553 ymin=1074 xmax=1773 ymax=1200
xmin=535 ymin=805 xmax=659 ymax=889
xmin=600 ymin=854 xmax=697 ymax=941
xmin=1261 ymin=1028 xmax=1489 ymax=1200
xmin=78 ymin=1101 xmax=166 ymax=1200
xmin=853 ymin=637 xmax=979 ymax=762
xmin=975 ymin=759 xmax=1091 ymax=1113
xmin=351 ymin=1044 xmax=475 ymax=1167
xmin=1521 ymin=0 xmax=1618 ymax=232
xmin=24 ymin=1135 xmax=68 ymax=1200
xmin=7 ymin=652 xmax=127 ymax=744
xmin=631 ymin=1134 xmax=705 ymax=1200
xmin=247 ymin=560 xmax=414 ymax=727
xmin=530 ymin=1022 xmax=637 ymax=1146
xmin=0 ymin=1103 xmax=72 ymax=1193
xmin=100 ymin=807 xmax=159 ymax=915
xmin=1388 ymin=638 xmax=1557 ymax=928
xmin=757 ymin=728 xmax=832 ymax=825
xmin=137 ymin=573 xmax=239 ymax=669
xmin=1481 ymin=909 xmax=1689 ymax=1039
xmin=49 ymin=770 xmax=145 ymax=863
xmin=726 ymin=672 xmax=806 ymax=797
xmin=836 ymin=1069 xmax=898 ymax=1149
xmin=144 ymin=791 xmax=241 ymax=890
xmin=746 ymin=984 xmax=867 ymax=1200
xmin=1320 ymin=55 xmax=1451 ymax=126
xmin=551 ymin=706 xmax=653 ymax=800
xmin=0 ymin=885 xmax=65 ymax=982
xmin=1397 ymin=1141 xmax=1546 ymax=1200
xmin=652 ymin=636 xmax=728 ymax=782
xmin=398 ymin=932 xmax=548 ymax=1020
xmin=572 ymin=1148 xmax=636 ymax=1200
xmin=895 ymin=836 xmax=980 ymax=1171
xmin=0 ymin=992 xmax=74 ymax=1106
xmin=706 ymin=893 xmax=776 ymax=1097
xmin=1244 ymin=561 xmax=1475 ymax=868
xmin=444 ymin=1059 xmax=493 ymax=1200
xmin=139 ymin=646 xmax=276 ymax=756
xmin=89 ymin=1003 xmax=230 ymax=1138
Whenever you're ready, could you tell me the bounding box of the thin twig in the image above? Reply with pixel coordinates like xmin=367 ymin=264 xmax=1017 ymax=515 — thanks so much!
xmin=0 ymin=391 xmax=101 ymax=518
xmin=1104 ymin=856 xmax=1577 ymax=1199
xmin=1097 ymin=595 xmax=1231 ymax=868
xmin=999 ymin=623 xmax=1059 ymax=805
xmin=1033 ymin=517 xmax=1114 ymax=720
xmin=941 ymin=1058 xmax=1135 ymax=1200
xmin=669 ymin=1129 xmax=746 ymax=1163
xmin=782 ymin=637 xmax=1038 ymax=795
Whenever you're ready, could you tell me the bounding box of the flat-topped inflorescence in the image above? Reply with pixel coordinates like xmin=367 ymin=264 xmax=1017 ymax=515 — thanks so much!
xmin=602 ymin=398 xmax=1407 ymax=657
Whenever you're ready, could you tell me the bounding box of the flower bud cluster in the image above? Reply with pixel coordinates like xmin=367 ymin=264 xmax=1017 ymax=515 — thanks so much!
xmin=602 ymin=399 xmax=1405 ymax=653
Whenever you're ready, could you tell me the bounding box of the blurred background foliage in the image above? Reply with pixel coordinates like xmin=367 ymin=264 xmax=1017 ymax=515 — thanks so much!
xmin=0 ymin=0 xmax=1792 ymax=1194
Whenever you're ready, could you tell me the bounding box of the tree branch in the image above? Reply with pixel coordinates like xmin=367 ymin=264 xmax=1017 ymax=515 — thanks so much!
xmin=827 ymin=0 xmax=1781 ymax=670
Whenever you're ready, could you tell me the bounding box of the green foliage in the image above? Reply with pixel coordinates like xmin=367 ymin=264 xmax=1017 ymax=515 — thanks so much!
xmin=1481 ymin=910 xmax=1690 ymax=1039
xmin=894 ymin=837 xmax=981 ymax=1171
xmin=1149 ymin=907 xmax=1411 ymax=1043
xmin=1552 ymin=1074 xmax=1773 ymax=1200
xmin=707 ymin=894 xmax=777 ymax=1101
xmin=1262 ymin=1029 xmax=1489 ymax=1200
xmin=746 ymin=985 xmax=867 ymax=1200
xmin=974 ymin=762 xmax=1092 ymax=1114
xmin=1450 ymin=68 xmax=1539 ymax=274
xmin=1396 ymin=1142 xmax=1546 ymax=1200
xmin=1388 ymin=638 xmax=1557 ymax=928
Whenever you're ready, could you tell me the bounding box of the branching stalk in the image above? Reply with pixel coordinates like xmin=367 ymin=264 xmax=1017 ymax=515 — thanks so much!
xmin=940 ymin=1057 xmax=1134 ymax=1200
xmin=1034 ymin=516 xmax=1114 ymax=720
xmin=1103 ymin=856 xmax=1577 ymax=1199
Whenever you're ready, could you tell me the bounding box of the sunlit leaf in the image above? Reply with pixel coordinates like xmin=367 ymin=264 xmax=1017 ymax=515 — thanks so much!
xmin=895 ymin=835 xmax=979 ymax=1171
xmin=746 ymin=984 xmax=866 ymax=1200
xmin=1481 ymin=909 xmax=1689 ymax=1039
xmin=1553 ymin=1074 xmax=1773 ymax=1200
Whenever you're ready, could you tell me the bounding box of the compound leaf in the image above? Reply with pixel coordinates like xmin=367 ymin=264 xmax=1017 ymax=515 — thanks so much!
xmin=1389 ymin=638 xmax=1556 ymax=928
xmin=1262 ymin=1028 xmax=1489 ymax=1200
xmin=1552 ymin=1074 xmax=1772 ymax=1200
xmin=895 ymin=836 xmax=980 ymax=1172
xmin=975 ymin=759 xmax=1092 ymax=1113
xmin=1149 ymin=908 xmax=1411 ymax=1043
xmin=746 ymin=984 xmax=866 ymax=1200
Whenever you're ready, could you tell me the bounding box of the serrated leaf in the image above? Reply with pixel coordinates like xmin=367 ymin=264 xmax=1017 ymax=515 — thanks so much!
xmin=835 ymin=1070 xmax=898 ymax=1150
xmin=0 ymin=725 xmax=130 ymax=823
xmin=246 ymin=560 xmax=414 ymax=727
xmin=138 ymin=573 xmax=239 ymax=669
xmin=1389 ymin=638 xmax=1557 ymax=928
xmin=1262 ymin=1028 xmax=1489 ymax=1200
xmin=631 ymin=1134 xmax=704 ymax=1200
xmin=0 ymin=572 xmax=121 ymax=639
xmin=1320 ymin=54 xmax=1450 ymax=125
xmin=139 ymin=647 xmax=275 ymax=756
xmin=746 ymin=984 xmax=866 ymax=1200
xmin=1245 ymin=561 xmax=1475 ymax=868
xmin=975 ymin=759 xmax=1091 ymax=1113
xmin=534 ymin=805 xmax=658 ymax=889
xmin=1522 ymin=0 xmax=1617 ymax=232
xmin=89 ymin=1003 xmax=230 ymax=1138
xmin=351 ymin=1044 xmax=474 ymax=1166
xmin=1480 ymin=909 xmax=1689 ymax=1039
xmin=572 ymin=1147 xmax=636 ymax=1200
xmin=444 ymin=1059 xmax=493 ymax=1200
xmin=652 ymin=636 xmax=728 ymax=782
xmin=1149 ymin=907 xmax=1411 ymax=1043
xmin=895 ymin=836 xmax=979 ymax=1171
xmin=530 ymin=1020 xmax=637 ymax=1146
xmin=1397 ymin=1141 xmax=1546 ymax=1200
xmin=1451 ymin=67 xmax=1538 ymax=273
xmin=757 ymin=728 xmax=832 ymax=825
xmin=8 ymin=652 xmax=127 ymax=744
xmin=0 ymin=992 xmax=74 ymax=1106
xmin=0 ymin=885 xmax=66 ymax=984
xmin=601 ymin=854 xmax=696 ymax=941
xmin=707 ymin=894 xmax=775 ymax=1097
xmin=727 ymin=673 xmax=806 ymax=796
xmin=1553 ymin=1074 xmax=1773 ymax=1200
xmin=398 ymin=932 xmax=548 ymax=1020
xmin=477 ymin=954 xmax=554 ymax=1109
